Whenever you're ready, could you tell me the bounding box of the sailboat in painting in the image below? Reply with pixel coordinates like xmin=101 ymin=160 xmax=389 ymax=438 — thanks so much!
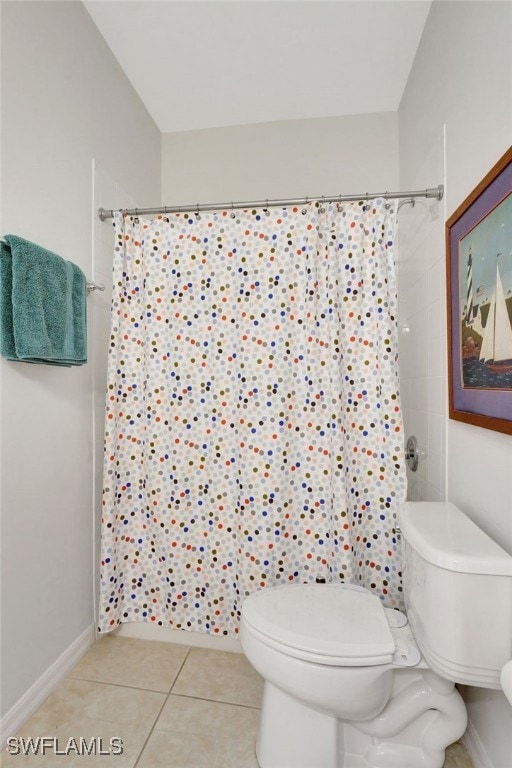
xmin=479 ymin=259 xmax=512 ymax=373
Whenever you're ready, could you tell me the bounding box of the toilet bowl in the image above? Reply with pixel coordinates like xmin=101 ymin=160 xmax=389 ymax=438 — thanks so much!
xmin=241 ymin=583 xmax=464 ymax=768
xmin=240 ymin=502 xmax=512 ymax=768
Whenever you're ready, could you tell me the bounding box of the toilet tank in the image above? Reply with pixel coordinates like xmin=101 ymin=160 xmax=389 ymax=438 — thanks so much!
xmin=400 ymin=502 xmax=512 ymax=689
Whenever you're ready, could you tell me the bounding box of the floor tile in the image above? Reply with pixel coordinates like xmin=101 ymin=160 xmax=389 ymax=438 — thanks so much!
xmin=444 ymin=740 xmax=474 ymax=768
xmin=2 ymin=678 xmax=165 ymax=766
xmin=171 ymin=648 xmax=264 ymax=707
xmin=136 ymin=729 xmax=259 ymax=768
xmin=4 ymin=637 xmax=475 ymax=768
xmin=68 ymin=635 xmax=189 ymax=692
xmin=156 ymin=693 xmax=260 ymax=738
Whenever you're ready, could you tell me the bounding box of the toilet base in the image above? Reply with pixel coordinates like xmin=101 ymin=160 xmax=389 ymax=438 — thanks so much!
xmin=257 ymin=682 xmax=339 ymax=768
xmin=255 ymin=669 xmax=467 ymax=768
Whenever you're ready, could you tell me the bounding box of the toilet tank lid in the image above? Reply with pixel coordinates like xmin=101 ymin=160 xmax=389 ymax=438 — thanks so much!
xmin=399 ymin=502 xmax=512 ymax=576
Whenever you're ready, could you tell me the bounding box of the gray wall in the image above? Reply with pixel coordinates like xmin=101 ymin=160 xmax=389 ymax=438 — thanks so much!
xmin=398 ymin=2 xmax=512 ymax=766
xmin=162 ymin=112 xmax=399 ymax=203
xmin=0 ymin=0 xmax=161 ymax=718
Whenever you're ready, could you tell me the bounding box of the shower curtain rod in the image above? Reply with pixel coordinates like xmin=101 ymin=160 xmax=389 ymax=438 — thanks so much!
xmin=98 ymin=185 xmax=444 ymax=221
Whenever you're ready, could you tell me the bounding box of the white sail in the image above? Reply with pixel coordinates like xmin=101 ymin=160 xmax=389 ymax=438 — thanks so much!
xmin=479 ymin=288 xmax=495 ymax=362
xmin=494 ymin=264 xmax=512 ymax=361
xmin=479 ymin=264 xmax=512 ymax=364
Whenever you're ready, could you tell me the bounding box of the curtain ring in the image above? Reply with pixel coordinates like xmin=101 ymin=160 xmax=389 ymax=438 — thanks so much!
xmin=230 ymin=201 xmax=236 ymax=218
xmin=195 ymin=203 xmax=200 ymax=218
xmin=302 ymin=196 xmax=308 ymax=215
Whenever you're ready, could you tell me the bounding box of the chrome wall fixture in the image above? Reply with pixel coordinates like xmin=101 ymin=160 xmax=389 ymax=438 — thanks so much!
xmin=86 ymin=281 xmax=105 ymax=294
xmin=405 ymin=436 xmax=419 ymax=472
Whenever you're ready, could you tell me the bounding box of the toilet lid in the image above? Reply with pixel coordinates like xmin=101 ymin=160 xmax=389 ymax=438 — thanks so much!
xmin=242 ymin=584 xmax=395 ymax=666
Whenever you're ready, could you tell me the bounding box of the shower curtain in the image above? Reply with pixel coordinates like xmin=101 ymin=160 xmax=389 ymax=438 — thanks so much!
xmin=98 ymin=199 xmax=406 ymax=636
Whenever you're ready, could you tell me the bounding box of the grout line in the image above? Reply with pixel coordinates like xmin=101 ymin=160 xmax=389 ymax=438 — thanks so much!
xmin=66 ymin=646 xmax=191 ymax=695
xmin=165 ymin=691 xmax=262 ymax=711
xmin=169 ymin=646 xmax=191 ymax=693
xmin=169 ymin=648 xmax=262 ymax=708
xmin=132 ymin=690 xmax=262 ymax=768
xmin=65 ymin=674 xmax=176 ymax=695
xmin=132 ymin=648 xmax=192 ymax=768
xmin=23 ymin=648 xmax=262 ymax=768
xmin=132 ymin=689 xmax=172 ymax=768
xmin=65 ymin=670 xmax=262 ymax=710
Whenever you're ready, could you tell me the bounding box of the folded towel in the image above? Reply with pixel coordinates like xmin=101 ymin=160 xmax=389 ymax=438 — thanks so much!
xmin=0 ymin=235 xmax=87 ymax=366
xmin=0 ymin=240 xmax=16 ymax=359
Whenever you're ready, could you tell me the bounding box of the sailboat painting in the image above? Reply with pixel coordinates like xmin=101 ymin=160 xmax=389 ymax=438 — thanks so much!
xmin=447 ymin=145 xmax=512 ymax=434
xmin=458 ymin=192 xmax=512 ymax=390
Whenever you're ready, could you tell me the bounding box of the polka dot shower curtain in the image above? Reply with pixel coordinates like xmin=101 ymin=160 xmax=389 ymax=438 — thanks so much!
xmin=98 ymin=200 xmax=406 ymax=636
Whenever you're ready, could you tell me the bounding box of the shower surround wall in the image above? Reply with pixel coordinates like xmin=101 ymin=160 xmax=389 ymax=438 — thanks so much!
xmin=0 ymin=0 xmax=160 ymax=734
xmin=398 ymin=2 xmax=512 ymax=767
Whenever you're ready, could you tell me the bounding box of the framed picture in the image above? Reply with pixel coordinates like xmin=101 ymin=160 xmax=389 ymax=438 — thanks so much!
xmin=446 ymin=145 xmax=512 ymax=435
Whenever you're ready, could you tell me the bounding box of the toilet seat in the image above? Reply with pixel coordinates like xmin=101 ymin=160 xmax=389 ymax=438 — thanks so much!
xmin=241 ymin=583 xmax=396 ymax=667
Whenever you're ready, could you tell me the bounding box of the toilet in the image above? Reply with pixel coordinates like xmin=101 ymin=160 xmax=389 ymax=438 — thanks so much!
xmin=240 ymin=502 xmax=512 ymax=768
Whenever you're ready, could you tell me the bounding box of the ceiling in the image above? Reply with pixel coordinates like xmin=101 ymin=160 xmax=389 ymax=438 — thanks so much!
xmin=84 ymin=1 xmax=432 ymax=134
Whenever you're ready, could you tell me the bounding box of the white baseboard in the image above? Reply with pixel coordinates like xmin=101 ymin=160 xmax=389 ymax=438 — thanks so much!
xmin=115 ymin=621 xmax=242 ymax=653
xmin=0 ymin=624 xmax=95 ymax=748
xmin=463 ymin=719 xmax=493 ymax=768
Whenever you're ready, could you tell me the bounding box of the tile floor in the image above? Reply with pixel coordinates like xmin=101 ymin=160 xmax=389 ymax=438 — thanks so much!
xmin=3 ymin=637 xmax=473 ymax=767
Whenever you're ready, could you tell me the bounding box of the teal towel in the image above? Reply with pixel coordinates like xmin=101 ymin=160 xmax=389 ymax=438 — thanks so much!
xmin=0 ymin=235 xmax=87 ymax=366
xmin=0 ymin=241 xmax=16 ymax=359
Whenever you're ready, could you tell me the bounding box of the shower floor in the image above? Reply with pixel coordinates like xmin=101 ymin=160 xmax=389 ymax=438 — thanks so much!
xmin=4 ymin=637 xmax=473 ymax=767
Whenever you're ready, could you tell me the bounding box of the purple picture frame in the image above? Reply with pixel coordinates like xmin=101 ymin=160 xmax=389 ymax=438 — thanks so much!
xmin=446 ymin=146 xmax=512 ymax=435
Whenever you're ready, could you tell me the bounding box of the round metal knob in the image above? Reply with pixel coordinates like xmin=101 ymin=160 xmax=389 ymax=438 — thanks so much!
xmin=405 ymin=436 xmax=419 ymax=472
